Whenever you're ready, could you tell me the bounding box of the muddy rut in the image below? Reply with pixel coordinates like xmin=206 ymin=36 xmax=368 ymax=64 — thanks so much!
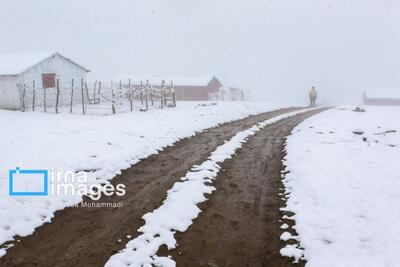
xmin=0 ymin=107 xmax=300 ymax=267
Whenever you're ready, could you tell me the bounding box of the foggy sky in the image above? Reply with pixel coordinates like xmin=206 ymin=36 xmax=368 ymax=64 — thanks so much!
xmin=1 ymin=0 xmax=399 ymax=104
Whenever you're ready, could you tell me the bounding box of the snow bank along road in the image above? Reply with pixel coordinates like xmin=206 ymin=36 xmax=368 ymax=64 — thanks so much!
xmin=281 ymin=106 xmax=400 ymax=267
xmin=0 ymin=107 xmax=319 ymax=266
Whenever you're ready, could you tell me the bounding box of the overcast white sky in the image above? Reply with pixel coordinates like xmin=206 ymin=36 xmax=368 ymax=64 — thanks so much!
xmin=1 ymin=0 xmax=399 ymax=104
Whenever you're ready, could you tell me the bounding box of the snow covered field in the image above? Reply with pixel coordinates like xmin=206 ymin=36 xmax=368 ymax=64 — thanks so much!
xmin=281 ymin=106 xmax=400 ymax=267
xmin=0 ymin=101 xmax=290 ymax=257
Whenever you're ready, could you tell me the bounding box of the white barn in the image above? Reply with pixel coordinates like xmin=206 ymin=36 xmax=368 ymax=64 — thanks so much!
xmin=0 ymin=52 xmax=89 ymax=110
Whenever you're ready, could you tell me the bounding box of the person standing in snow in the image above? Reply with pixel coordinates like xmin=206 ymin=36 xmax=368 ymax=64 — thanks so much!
xmin=309 ymin=86 xmax=317 ymax=107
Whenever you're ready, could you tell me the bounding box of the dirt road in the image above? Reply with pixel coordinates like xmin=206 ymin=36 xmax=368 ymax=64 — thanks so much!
xmin=169 ymin=108 xmax=326 ymax=267
xmin=0 ymin=107 xmax=303 ymax=267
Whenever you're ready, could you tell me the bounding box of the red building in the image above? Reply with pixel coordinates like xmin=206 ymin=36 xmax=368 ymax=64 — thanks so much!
xmin=173 ymin=76 xmax=222 ymax=101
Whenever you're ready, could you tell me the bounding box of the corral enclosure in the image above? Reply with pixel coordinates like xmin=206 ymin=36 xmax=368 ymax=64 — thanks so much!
xmin=116 ymin=75 xmax=223 ymax=101
xmin=20 ymin=79 xmax=176 ymax=115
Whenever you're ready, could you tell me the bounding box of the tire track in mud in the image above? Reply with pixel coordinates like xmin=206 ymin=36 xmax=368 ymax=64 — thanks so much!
xmin=168 ymin=108 xmax=328 ymax=267
xmin=0 ymin=107 xmax=300 ymax=267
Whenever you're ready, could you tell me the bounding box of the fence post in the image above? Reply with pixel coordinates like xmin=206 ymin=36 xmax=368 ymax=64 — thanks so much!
xmin=164 ymin=86 xmax=167 ymax=106
xmin=145 ymin=87 xmax=148 ymax=110
xmin=128 ymin=78 xmax=132 ymax=111
xmin=70 ymin=79 xmax=74 ymax=113
xmin=163 ymin=80 xmax=168 ymax=106
xmin=85 ymin=82 xmax=90 ymax=104
xmin=161 ymin=90 xmax=164 ymax=109
xmin=129 ymin=82 xmax=133 ymax=112
xmin=129 ymin=91 xmax=133 ymax=111
xmin=140 ymin=81 xmax=143 ymax=105
xmin=171 ymin=80 xmax=176 ymax=107
xmin=55 ymin=79 xmax=60 ymax=113
xmin=111 ymin=82 xmax=116 ymax=115
xmin=146 ymin=80 xmax=152 ymax=106
xmin=81 ymin=78 xmax=85 ymax=114
xmin=32 ymin=80 xmax=36 ymax=111
xmin=93 ymin=80 xmax=97 ymax=102
xmin=160 ymin=80 xmax=164 ymax=109
xmin=22 ymin=83 xmax=26 ymax=112
xmin=98 ymin=81 xmax=102 ymax=104
xmin=43 ymin=84 xmax=47 ymax=112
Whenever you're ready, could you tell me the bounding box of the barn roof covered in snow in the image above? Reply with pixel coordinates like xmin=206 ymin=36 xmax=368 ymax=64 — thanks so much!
xmin=365 ymin=90 xmax=400 ymax=100
xmin=0 ymin=52 xmax=90 ymax=76
xmin=115 ymin=75 xmax=219 ymax=86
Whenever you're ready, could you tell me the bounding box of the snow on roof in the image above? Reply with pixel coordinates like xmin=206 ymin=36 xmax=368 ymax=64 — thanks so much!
xmin=115 ymin=75 xmax=216 ymax=86
xmin=0 ymin=52 xmax=55 ymax=75
xmin=365 ymin=90 xmax=400 ymax=99
xmin=0 ymin=52 xmax=89 ymax=75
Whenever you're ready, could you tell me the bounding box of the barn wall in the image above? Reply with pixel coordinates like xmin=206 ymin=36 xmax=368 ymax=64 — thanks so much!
xmin=208 ymin=77 xmax=222 ymax=94
xmin=175 ymin=86 xmax=209 ymax=101
xmin=11 ymin=54 xmax=89 ymax=110
xmin=18 ymin=54 xmax=87 ymax=88
xmin=0 ymin=75 xmax=21 ymax=110
xmin=0 ymin=54 xmax=88 ymax=110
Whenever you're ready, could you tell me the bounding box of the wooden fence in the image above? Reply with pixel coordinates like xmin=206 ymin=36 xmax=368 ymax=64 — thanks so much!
xmin=18 ymin=79 xmax=177 ymax=115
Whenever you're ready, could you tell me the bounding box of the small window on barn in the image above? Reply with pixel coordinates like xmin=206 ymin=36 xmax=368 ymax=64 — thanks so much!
xmin=42 ymin=73 xmax=56 ymax=89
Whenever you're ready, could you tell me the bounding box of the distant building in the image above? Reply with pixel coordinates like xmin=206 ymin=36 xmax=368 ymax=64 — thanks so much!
xmin=0 ymin=52 xmax=89 ymax=110
xmin=223 ymin=87 xmax=245 ymax=101
xmin=116 ymin=75 xmax=223 ymax=101
xmin=363 ymin=91 xmax=400 ymax=106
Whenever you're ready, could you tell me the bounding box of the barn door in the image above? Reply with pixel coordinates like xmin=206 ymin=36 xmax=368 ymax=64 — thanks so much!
xmin=42 ymin=73 xmax=56 ymax=88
